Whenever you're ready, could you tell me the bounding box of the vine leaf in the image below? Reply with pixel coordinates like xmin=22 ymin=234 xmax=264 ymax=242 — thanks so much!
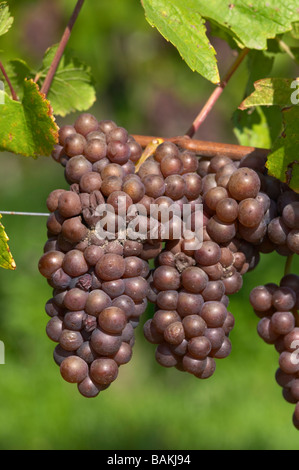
xmin=36 ymin=45 xmax=96 ymax=117
xmin=233 ymin=51 xmax=282 ymax=149
xmin=239 ymin=77 xmax=297 ymax=109
xmin=0 ymin=2 xmax=13 ymax=37
xmin=2 ymin=59 xmax=34 ymax=100
xmin=290 ymin=47 xmax=299 ymax=64
xmin=233 ymin=107 xmax=276 ymax=149
xmin=265 ymin=107 xmax=299 ymax=193
xmin=1 ymin=47 xmax=96 ymax=117
xmin=239 ymin=77 xmax=299 ymax=192
xmin=192 ymin=0 xmax=299 ymax=50
xmin=141 ymin=0 xmax=220 ymax=84
xmin=290 ymin=20 xmax=299 ymax=39
xmin=0 ymin=78 xmax=59 ymax=158
xmin=141 ymin=1 xmax=299 ymax=83
xmin=0 ymin=215 xmax=16 ymax=270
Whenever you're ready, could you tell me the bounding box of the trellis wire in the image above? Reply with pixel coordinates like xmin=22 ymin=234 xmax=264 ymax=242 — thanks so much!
xmin=0 ymin=211 xmax=49 ymax=217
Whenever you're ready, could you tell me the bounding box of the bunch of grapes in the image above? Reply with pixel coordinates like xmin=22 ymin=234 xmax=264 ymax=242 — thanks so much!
xmin=139 ymin=142 xmax=238 ymax=379
xmin=198 ymin=152 xmax=299 ymax=258
xmin=139 ymin=142 xmax=299 ymax=415
xmin=141 ymin=146 xmax=281 ymax=379
xmin=39 ymin=113 xmax=159 ymax=397
xmin=144 ymin=250 xmax=235 ymax=378
xmin=250 ymin=274 xmax=299 ymax=430
xmin=38 ymin=112 xmax=299 ymax=432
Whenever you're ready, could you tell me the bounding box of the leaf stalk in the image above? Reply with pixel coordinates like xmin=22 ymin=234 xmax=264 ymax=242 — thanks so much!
xmin=185 ymin=48 xmax=249 ymax=137
xmin=40 ymin=0 xmax=85 ymax=97
xmin=0 ymin=60 xmax=18 ymax=100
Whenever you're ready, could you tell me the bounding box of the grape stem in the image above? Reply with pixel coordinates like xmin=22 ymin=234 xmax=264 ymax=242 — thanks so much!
xmin=132 ymin=134 xmax=269 ymax=161
xmin=0 ymin=61 xmax=18 ymax=100
xmin=284 ymin=254 xmax=294 ymax=276
xmin=185 ymin=47 xmax=250 ymax=138
xmin=40 ymin=0 xmax=85 ymax=97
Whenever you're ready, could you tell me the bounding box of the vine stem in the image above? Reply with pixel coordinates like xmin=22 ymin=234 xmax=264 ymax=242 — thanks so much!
xmin=0 ymin=61 xmax=18 ymax=100
xmin=132 ymin=134 xmax=269 ymax=161
xmin=284 ymin=254 xmax=294 ymax=276
xmin=185 ymin=47 xmax=250 ymax=138
xmin=40 ymin=0 xmax=85 ymax=97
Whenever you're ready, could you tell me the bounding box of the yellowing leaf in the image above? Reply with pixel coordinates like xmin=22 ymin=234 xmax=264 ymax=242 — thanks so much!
xmin=0 ymin=79 xmax=58 ymax=158
xmin=0 ymin=2 xmax=13 ymax=37
xmin=239 ymin=78 xmax=298 ymax=109
xmin=0 ymin=215 xmax=16 ymax=270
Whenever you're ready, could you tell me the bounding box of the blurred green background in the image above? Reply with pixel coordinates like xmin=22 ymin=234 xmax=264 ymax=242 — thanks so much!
xmin=0 ymin=0 xmax=298 ymax=450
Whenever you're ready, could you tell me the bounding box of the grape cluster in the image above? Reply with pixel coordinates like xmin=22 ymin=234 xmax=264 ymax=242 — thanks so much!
xmin=141 ymin=146 xmax=299 ymax=390
xmin=141 ymin=147 xmax=276 ymax=379
xmin=39 ymin=113 xmax=299 ymax=415
xmin=138 ymin=143 xmax=238 ymax=379
xmin=144 ymin=252 xmax=235 ymax=378
xmin=39 ymin=113 xmax=158 ymax=397
xmin=199 ymin=152 xmax=299 ymax=253
xmin=250 ymin=274 xmax=299 ymax=430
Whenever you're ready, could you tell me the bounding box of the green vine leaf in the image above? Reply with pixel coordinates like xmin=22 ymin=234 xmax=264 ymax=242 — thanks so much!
xmin=0 ymin=2 xmax=13 ymax=37
xmin=244 ymin=51 xmax=275 ymax=97
xmin=233 ymin=106 xmax=276 ymax=148
xmin=0 ymin=79 xmax=59 ymax=158
xmin=290 ymin=20 xmax=299 ymax=39
xmin=266 ymin=106 xmax=299 ymax=193
xmin=141 ymin=1 xmax=299 ymax=83
xmin=233 ymin=51 xmax=282 ymax=149
xmin=0 ymin=215 xmax=16 ymax=270
xmin=209 ymin=20 xmax=242 ymax=50
xmin=290 ymin=47 xmax=299 ymax=64
xmin=36 ymin=45 xmax=96 ymax=117
xmin=141 ymin=0 xmax=220 ymax=84
xmin=1 ymin=59 xmax=34 ymax=100
xmin=238 ymin=77 xmax=299 ymax=192
xmin=1 ymin=48 xmax=96 ymax=116
xmin=192 ymin=0 xmax=299 ymax=50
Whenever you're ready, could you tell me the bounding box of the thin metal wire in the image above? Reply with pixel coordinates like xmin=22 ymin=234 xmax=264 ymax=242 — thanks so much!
xmin=0 ymin=211 xmax=49 ymax=217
